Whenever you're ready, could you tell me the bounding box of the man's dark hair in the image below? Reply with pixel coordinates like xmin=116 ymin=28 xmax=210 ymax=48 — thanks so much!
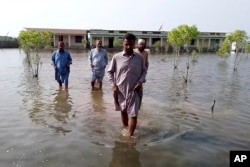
xmin=123 ymin=33 xmax=136 ymax=41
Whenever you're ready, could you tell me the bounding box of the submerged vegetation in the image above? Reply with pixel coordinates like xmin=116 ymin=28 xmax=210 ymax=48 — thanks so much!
xmin=217 ymin=30 xmax=249 ymax=71
xmin=18 ymin=30 xmax=53 ymax=77
xmin=168 ymin=24 xmax=199 ymax=83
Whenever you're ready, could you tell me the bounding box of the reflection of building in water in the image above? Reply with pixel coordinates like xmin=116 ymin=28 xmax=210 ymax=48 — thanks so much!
xmin=109 ymin=142 xmax=141 ymax=167
xmin=53 ymin=90 xmax=72 ymax=123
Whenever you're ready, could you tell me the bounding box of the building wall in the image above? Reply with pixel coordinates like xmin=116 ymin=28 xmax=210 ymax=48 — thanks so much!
xmin=54 ymin=35 xmax=86 ymax=48
xmin=88 ymin=29 xmax=167 ymax=48
xmin=0 ymin=41 xmax=19 ymax=48
xmin=25 ymin=27 xmax=227 ymax=51
xmin=24 ymin=28 xmax=87 ymax=49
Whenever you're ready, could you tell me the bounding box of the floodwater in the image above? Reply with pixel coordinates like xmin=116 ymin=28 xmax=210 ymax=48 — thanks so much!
xmin=0 ymin=49 xmax=249 ymax=167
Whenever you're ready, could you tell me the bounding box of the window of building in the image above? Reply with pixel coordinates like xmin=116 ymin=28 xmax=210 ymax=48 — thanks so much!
xmin=108 ymin=31 xmax=114 ymax=33
xmin=58 ymin=35 xmax=63 ymax=41
xmin=119 ymin=31 xmax=127 ymax=34
xmin=153 ymin=32 xmax=161 ymax=34
xmin=75 ymin=36 xmax=83 ymax=43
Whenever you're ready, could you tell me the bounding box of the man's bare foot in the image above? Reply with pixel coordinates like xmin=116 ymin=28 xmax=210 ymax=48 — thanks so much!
xmin=121 ymin=128 xmax=136 ymax=139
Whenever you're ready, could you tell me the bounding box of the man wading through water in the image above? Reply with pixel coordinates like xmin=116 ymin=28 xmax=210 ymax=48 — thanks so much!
xmin=52 ymin=41 xmax=72 ymax=90
xmin=88 ymin=39 xmax=108 ymax=90
xmin=134 ymin=38 xmax=149 ymax=71
xmin=107 ymin=33 xmax=147 ymax=138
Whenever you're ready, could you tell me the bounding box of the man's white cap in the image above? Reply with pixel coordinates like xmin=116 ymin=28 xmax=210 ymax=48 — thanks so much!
xmin=138 ymin=39 xmax=145 ymax=44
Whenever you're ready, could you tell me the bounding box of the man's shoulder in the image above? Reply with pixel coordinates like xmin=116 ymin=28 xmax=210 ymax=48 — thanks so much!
xmin=133 ymin=50 xmax=140 ymax=55
xmin=133 ymin=51 xmax=142 ymax=58
xmin=64 ymin=50 xmax=71 ymax=55
xmin=142 ymin=50 xmax=149 ymax=55
xmin=52 ymin=50 xmax=58 ymax=55
xmin=134 ymin=48 xmax=149 ymax=56
xmin=90 ymin=48 xmax=95 ymax=53
xmin=101 ymin=48 xmax=107 ymax=53
xmin=114 ymin=51 xmax=123 ymax=56
xmin=91 ymin=48 xmax=103 ymax=52
xmin=144 ymin=49 xmax=150 ymax=55
xmin=133 ymin=48 xmax=139 ymax=53
xmin=111 ymin=51 xmax=123 ymax=59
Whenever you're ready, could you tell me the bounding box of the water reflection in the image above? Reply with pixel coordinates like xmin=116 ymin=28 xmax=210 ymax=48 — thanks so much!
xmin=86 ymin=90 xmax=108 ymax=135
xmin=91 ymin=90 xmax=105 ymax=112
xmin=48 ymin=89 xmax=73 ymax=135
xmin=53 ymin=90 xmax=72 ymax=123
xmin=109 ymin=142 xmax=141 ymax=167
xmin=28 ymin=89 xmax=73 ymax=135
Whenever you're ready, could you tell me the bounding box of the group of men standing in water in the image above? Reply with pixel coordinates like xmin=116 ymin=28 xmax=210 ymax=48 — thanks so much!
xmin=51 ymin=33 xmax=149 ymax=138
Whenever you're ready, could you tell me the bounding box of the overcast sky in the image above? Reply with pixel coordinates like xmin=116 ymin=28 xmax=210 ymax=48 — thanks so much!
xmin=1 ymin=0 xmax=249 ymax=37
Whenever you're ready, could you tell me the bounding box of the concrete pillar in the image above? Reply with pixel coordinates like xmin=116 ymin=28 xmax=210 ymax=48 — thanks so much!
xmin=160 ymin=38 xmax=163 ymax=47
xmin=68 ymin=35 xmax=71 ymax=48
xmin=149 ymin=38 xmax=152 ymax=47
xmin=90 ymin=37 xmax=93 ymax=46
xmin=208 ymin=38 xmax=211 ymax=48
xmin=219 ymin=39 xmax=222 ymax=47
xmin=88 ymin=33 xmax=92 ymax=46
xmin=53 ymin=35 xmax=56 ymax=47
xmin=196 ymin=39 xmax=199 ymax=48
xmin=102 ymin=36 xmax=104 ymax=47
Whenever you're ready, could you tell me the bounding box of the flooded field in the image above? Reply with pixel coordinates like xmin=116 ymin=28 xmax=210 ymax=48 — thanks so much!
xmin=0 ymin=49 xmax=249 ymax=167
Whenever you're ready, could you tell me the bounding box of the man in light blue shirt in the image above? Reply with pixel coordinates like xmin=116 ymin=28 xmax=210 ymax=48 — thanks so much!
xmin=52 ymin=41 xmax=72 ymax=90
xmin=88 ymin=39 xmax=108 ymax=90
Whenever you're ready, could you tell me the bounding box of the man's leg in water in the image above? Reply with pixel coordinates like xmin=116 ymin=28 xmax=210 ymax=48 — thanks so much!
xmin=128 ymin=116 xmax=137 ymax=137
xmin=121 ymin=112 xmax=128 ymax=127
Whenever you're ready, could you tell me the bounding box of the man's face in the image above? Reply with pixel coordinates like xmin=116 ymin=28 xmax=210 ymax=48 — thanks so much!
xmin=58 ymin=42 xmax=64 ymax=52
xmin=138 ymin=42 xmax=145 ymax=51
xmin=123 ymin=39 xmax=135 ymax=55
xmin=96 ymin=40 xmax=102 ymax=49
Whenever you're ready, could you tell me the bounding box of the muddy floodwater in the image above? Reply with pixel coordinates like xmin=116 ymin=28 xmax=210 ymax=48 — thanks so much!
xmin=0 ymin=49 xmax=249 ymax=167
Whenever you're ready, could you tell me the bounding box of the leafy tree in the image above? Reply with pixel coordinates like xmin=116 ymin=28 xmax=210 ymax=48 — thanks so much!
xmin=244 ymin=43 xmax=250 ymax=57
xmin=217 ymin=38 xmax=230 ymax=61
xmin=153 ymin=40 xmax=161 ymax=51
xmin=191 ymin=50 xmax=198 ymax=62
xmin=18 ymin=30 xmax=53 ymax=77
xmin=168 ymin=24 xmax=199 ymax=83
xmin=168 ymin=25 xmax=199 ymax=67
xmin=217 ymin=30 xmax=248 ymax=70
xmin=113 ymin=37 xmax=122 ymax=47
xmin=168 ymin=28 xmax=182 ymax=68
xmin=198 ymin=40 xmax=204 ymax=53
xmin=82 ymin=38 xmax=88 ymax=49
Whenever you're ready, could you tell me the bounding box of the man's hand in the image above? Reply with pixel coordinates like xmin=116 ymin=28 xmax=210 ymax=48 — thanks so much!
xmin=112 ymin=85 xmax=119 ymax=93
xmin=90 ymin=64 xmax=94 ymax=68
xmin=134 ymin=81 xmax=142 ymax=91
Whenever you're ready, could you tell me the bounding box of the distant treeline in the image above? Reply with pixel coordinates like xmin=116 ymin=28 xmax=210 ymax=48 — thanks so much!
xmin=0 ymin=36 xmax=19 ymax=48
